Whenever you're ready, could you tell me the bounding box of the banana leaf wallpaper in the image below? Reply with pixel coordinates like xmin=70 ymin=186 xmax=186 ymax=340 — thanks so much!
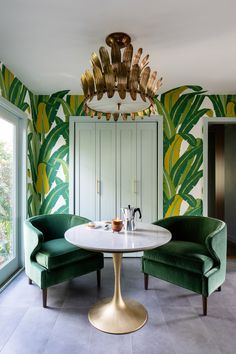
xmin=1 ymin=62 xmax=236 ymax=218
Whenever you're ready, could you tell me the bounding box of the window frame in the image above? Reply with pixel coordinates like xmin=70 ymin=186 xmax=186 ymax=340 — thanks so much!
xmin=0 ymin=96 xmax=27 ymax=286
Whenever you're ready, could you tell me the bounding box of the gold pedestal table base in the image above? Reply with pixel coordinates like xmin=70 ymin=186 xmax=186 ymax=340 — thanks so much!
xmin=65 ymin=222 xmax=171 ymax=333
xmin=88 ymin=253 xmax=148 ymax=334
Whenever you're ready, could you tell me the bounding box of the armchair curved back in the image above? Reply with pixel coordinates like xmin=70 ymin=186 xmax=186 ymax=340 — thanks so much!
xmin=154 ymin=216 xmax=225 ymax=245
xmin=144 ymin=216 xmax=227 ymax=309
xmin=28 ymin=214 xmax=90 ymax=241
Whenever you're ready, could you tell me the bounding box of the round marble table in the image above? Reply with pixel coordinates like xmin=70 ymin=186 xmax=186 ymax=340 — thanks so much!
xmin=65 ymin=222 xmax=171 ymax=334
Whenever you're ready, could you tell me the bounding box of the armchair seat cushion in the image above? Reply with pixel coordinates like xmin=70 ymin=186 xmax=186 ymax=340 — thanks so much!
xmin=35 ymin=238 xmax=96 ymax=270
xmin=143 ymin=241 xmax=214 ymax=275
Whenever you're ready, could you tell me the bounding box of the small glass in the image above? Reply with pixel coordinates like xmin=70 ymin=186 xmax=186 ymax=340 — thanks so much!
xmin=112 ymin=218 xmax=123 ymax=233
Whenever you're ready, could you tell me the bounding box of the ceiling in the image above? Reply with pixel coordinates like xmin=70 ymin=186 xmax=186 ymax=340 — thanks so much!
xmin=0 ymin=0 xmax=236 ymax=95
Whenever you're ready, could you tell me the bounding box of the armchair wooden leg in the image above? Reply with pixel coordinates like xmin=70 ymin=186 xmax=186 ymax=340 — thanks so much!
xmin=144 ymin=273 xmax=149 ymax=290
xmin=202 ymin=295 xmax=207 ymax=316
xmin=28 ymin=278 xmax=32 ymax=285
xmin=97 ymin=269 xmax=101 ymax=289
xmin=42 ymin=288 xmax=47 ymax=308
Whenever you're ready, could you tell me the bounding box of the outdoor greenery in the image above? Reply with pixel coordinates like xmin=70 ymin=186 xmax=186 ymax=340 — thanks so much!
xmin=0 ymin=140 xmax=12 ymax=265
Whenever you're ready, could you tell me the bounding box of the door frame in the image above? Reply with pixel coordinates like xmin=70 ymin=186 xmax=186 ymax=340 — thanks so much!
xmin=203 ymin=117 xmax=236 ymax=216
xmin=69 ymin=116 xmax=163 ymax=219
xmin=0 ymin=96 xmax=27 ymax=284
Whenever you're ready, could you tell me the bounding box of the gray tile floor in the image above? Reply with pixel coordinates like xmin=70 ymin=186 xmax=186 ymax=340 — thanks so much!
xmin=0 ymin=259 xmax=236 ymax=354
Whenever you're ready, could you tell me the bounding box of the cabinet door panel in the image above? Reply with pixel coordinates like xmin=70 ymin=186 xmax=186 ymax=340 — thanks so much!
xmin=96 ymin=123 xmax=116 ymax=220
xmin=137 ymin=123 xmax=157 ymax=223
xmin=116 ymin=123 xmax=137 ymax=218
xmin=75 ymin=123 xmax=96 ymax=220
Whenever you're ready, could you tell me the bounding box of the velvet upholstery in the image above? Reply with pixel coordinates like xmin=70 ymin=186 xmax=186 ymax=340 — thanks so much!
xmin=142 ymin=216 xmax=226 ymax=314
xmin=35 ymin=238 xmax=98 ymax=270
xmin=144 ymin=241 xmax=214 ymax=275
xmin=24 ymin=214 xmax=104 ymax=305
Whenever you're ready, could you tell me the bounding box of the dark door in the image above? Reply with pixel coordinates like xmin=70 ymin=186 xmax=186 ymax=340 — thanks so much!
xmin=208 ymin=123 xmax=236 ymax=258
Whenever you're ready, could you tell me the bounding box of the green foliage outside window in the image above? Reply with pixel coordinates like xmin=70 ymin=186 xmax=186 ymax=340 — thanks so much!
xmin=0 ymin=141 xmax=12 ymax=265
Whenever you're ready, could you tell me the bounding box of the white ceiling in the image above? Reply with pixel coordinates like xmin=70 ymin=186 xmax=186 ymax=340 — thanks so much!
xmin=0 ymin=0 xmax=236 ymax=94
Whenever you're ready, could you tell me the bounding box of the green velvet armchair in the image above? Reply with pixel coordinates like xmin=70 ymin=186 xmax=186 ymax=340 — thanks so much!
xmin=142 ymin=216 xmax=227 ymax=315
xmin=24 ymin=214 xmax=104 ymax=307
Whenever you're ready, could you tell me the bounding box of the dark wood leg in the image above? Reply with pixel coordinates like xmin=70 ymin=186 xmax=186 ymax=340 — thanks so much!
xmin=217 ymin=286 xmax=221 ymax=292
xmin=144 ymin=273 xmax=149 ymax=290
xmin=42 ymin=288 xmax=47 ymax=308
xmin=28 ymin=278 xmax=32 ymax=285
xmin=97 ymin=269 xmax=101 ymax=288
xmin=202 ymin=295 xmax=207 ymax=316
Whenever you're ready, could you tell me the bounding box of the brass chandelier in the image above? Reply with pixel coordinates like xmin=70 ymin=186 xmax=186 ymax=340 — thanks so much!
xmin=81 ymin=32 xmax=162 ymax=120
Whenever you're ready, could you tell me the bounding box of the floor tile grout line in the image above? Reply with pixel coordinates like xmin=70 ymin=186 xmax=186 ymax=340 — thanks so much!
xmin=198 ymin=316 xmax=222 ymax=354
xmin=156 ymin=305 xmax=178 ymax=354
xmin=41 ymin=305 xmax=64 ymax=354
xmin=0 ymin=305 xmax=30 ymax=353
xmin=86 ymin=325 xmax=94 ymax=354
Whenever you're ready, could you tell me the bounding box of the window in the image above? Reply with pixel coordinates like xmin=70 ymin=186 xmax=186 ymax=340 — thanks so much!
xmin=0 ymin=99 xmax=26 ymax=285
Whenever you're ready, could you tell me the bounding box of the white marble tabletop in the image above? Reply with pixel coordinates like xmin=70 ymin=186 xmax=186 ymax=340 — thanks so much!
xmin=65 ymin=222 xmax=171 ymax=253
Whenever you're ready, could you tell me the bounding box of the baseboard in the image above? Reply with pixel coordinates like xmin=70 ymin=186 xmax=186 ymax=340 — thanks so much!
xmin=0 ymin=267 xmax=24 ymax=293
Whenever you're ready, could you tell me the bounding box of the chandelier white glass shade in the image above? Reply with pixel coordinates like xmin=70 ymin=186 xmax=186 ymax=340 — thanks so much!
xmin=81 ymin=32 xmax=163 ymax=120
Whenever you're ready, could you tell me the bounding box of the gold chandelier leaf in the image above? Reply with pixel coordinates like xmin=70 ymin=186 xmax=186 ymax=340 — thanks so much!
xmin=80 ymin=102 xmax=86 ymax=115
xmin=140 ymin=54 xmax=149 ymax=71
xmin=140 ymin=67 xmax=151 ymax=101
xmin=123 ymin=44 xmax=133 ymax=71
xmin=152 ymin=77 xmax=163 ymax=96
xmin=147 ymin=71 xmax=157 ymax=97
xmin=117 ymin=62 xmax=127 ymax=100
xmin=138 ymin=111 xmax=144 ymax=117
xmin=106 ymin=113 xmax=111 ymax=121
xmin=113 ymin=113 xmax=119 ymax=121
xmin=85 ymin=70 xmax=95 ymax=98
xmin=104 ymin=64 xmax=115 ymax=98
xmin=129 ymin=64 xmax=140 ymax=100
xmin=111 ymin=41 xmax=121 ymax=76
xmin=81 ymin=74 xmax=89 ymax=97
xmin=144 ymin=108 xmax=151 ymax=116
xmin=90 ymin=52 xmax=103 ymax=72
xmin=85 ymin=105 xmax=90 ymax=115
xmin=132 ymin=48 xmax=143 ymax=66
xmin=149 ymin=97 xmax=155 ymax=106
xmin=99 ymin=46 xmax=110 ymax=70
xmin=93 ymin=65 xmax=105 ymax=100
xmin=150 ymin=104 xmax=156 ymax=113
xmin=97 ymin=112 xmax=103 ymax=119
xmin=149 ymin=75 xmax=162 ymax=97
